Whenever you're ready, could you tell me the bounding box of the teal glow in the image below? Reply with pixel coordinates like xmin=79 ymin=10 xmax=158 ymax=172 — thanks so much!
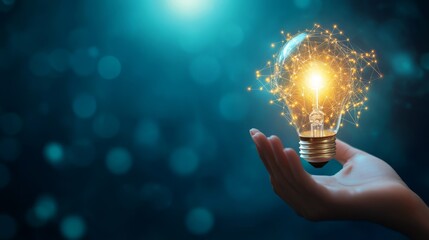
xmin=34 ymin=195 xmax=57 ymax=221
xmin=189 ymin=55 xmax=220 ymax=85
xmin=219 ymin=93 xmax=248 ymax=121
xmin=97 ymin=56 xmax=121 ymax=80
xmin=106 ymin=147 xmax=133 ymax=175
xmin=60 ymin=215 xmax=86 ymax=240
xmin=169 ymin=147 xmax=199 ymax=175
xmin=43 ymin=142 xmax=64 ymax=165
xmin=185 ymin=208 xmax=214 ymax=235
xmin=72 ymin=94 xmax=97 ymax=119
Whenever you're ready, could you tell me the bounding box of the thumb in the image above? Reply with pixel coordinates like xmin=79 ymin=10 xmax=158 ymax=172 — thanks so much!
xmin=335 ymin=139 xmax=360 ymax=165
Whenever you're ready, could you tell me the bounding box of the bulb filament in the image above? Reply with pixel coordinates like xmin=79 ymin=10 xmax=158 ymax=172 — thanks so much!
xmin=310 ymin=86 xmax=324 ymax=137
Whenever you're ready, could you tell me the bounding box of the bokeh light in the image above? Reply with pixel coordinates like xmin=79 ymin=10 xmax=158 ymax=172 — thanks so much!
xmin=43 ymin=142 xmax=64 ymax=166
xmin=105 ymin=147 xmax=133 ymax=175
xmin=72 ymin=94 xmax=97 ymax=119
xmin=134 ymin=119 xmax=160 ymax=147
xmin=185 ymin=207 xmax=214 ymax=235
xmin=60 ymin=215 xmax=86 ymax=240
xmin=169 ymin=147 xmax=199 ymax=176
xmin=34 ymin=195 xmax=57 ymax=221
xmin=97 ymin=56 xmax=121 ymax=80
xmin=0 ymin=0 xmax=427 ymax=239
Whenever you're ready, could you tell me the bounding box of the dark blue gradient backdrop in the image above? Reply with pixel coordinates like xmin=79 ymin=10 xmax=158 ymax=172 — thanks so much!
xmin=0 ymin=0 xmax=428 ymax=239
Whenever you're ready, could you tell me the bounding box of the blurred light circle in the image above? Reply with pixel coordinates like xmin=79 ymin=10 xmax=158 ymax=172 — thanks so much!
xmin=169 ymin=147 xmax=199 ymax=176
xmin=2 ymin=0 xmax=14 ymax=6
xmin=0 ymin=163 xmax=10 ymax=189
xmin=141 ymin=183 xmax=172 ymax=210
xmin=293 ymin=0 xmax=311 ymax=9
xmin=105 ymin=147 xmax=133 ymax=175
xmin=0 ymin=113 xmax=22 ymax=135
xmin=97 ymin=56 xmax=121 ymax=80
xmin=67 ymin=139 xmax=95 ymax=167
xmin=43 ymin=142 xmax=64 ymax=165
xmin=220 ymin=24 xmax=244 ymax=47
xmin=185 ymin=208 xmax=214 ymax=235
xmin=29 ymin=52 xmax=51 ymax=77
xmin=219 ymin=93 xmax=249 ymax=121
xmin=72 ymin=94 xmax=97 ymax=119
xmin=60 ymin=215 xmax=86 ymax=240
xmin=34 ymin=195 xmax=57 ymax=221
xmin=134 ymin=119 xmax=160 ymax=146
xmin=189 ymin=55 xmax=220 ymax=85
xmin=88 ymin=47 xmax=99 ymax=58
xmin=69 ymin=49 xmax=96 ymax=76
xmin=0 ymin=214 xmax=16 ymax=239
xmin=391 ymin=52 xmax=416 ymax=76
xmin=49 ymin=49 xmax=70 ymax=72
xmin=92 ymin=113 xmax=120 ymax=138
xmin=420 ymin=53 xmax=429 ymax=71
xmin=0 ymin=138 xmax=20 ymax=161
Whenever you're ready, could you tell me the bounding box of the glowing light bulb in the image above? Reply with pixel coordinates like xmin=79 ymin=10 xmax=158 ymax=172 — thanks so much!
xmin=255 ymin=24 xmax=382 ymax=168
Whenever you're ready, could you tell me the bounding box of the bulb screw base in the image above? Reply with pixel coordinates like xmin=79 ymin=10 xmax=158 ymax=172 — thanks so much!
xmin=299 ymin=132 xmax=336 ymax=168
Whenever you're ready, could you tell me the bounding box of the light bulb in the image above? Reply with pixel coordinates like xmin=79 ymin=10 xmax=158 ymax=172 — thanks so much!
xmin=254 ymin=24 xmax=382 ymax=168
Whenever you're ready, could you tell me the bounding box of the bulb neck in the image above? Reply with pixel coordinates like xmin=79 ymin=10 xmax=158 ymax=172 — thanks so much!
xmin=299 ymin=130 xmax=336 ymax=168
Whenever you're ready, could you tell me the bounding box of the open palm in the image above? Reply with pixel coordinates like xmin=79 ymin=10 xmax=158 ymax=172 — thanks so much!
xmin=249 ymin=128 xmax=429 ymax=239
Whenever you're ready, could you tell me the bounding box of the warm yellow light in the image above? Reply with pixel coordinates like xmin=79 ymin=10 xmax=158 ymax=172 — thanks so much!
xmin=309 ymin=72 xmax=323 ymax=90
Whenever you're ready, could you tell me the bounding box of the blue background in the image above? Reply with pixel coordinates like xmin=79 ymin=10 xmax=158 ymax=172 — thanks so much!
xmin=0 ymin=0 xmax=428 ymax=239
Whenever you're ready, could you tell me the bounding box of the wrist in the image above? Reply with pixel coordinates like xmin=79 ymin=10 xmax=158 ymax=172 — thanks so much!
xmin=398 ymin=190 xmax=429 ymax=239
xmin=411 ymin=199 xmax=429 ymax=239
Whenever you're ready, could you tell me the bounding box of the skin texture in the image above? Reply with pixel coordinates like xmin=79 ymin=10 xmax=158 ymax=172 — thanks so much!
xmin=250 ymin=128 xmax=429 ymax=239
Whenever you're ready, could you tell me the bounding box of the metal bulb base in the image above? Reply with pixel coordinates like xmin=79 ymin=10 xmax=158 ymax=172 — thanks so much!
xmin=299 ymin=131 xmax=336 ymax=168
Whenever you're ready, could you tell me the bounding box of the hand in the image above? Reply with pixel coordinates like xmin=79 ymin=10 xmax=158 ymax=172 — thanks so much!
xmin=249 ymin=128 xmax=429 ymax=239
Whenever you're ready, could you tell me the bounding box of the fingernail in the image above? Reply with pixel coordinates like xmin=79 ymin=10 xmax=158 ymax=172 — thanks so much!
xmin=249 ymin=128 xmax=258 ymax=136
